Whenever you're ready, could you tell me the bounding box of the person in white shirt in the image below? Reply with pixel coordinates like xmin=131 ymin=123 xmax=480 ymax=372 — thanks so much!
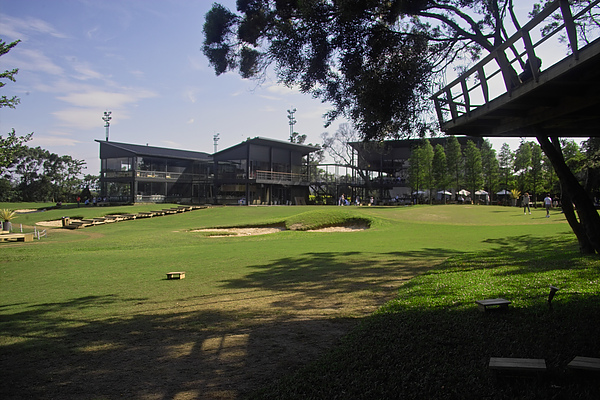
xmin=544 ymin=194 xmax=552 ymax=218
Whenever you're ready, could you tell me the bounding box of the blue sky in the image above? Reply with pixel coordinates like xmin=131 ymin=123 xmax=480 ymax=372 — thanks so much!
xmin=1 ymin=0 xmax=341 ymax=174
xmin=0 ymin=0 xmax=572 ymax=176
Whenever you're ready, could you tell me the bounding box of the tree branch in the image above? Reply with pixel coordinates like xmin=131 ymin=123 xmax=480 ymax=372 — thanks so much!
xmin=422 ymin=3 xmax=493 ymax=50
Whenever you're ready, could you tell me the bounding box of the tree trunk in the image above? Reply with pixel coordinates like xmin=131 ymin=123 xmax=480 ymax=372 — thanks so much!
xmin=537 ymin=134 xmax=600 ymax=254
xmin=560 ymin=187 xmax=595 ymax=254
xmin=495 ymin=51 xmax=521 ymax=92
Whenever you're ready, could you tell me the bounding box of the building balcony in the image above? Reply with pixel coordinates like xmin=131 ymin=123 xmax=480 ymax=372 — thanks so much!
xmin=254 ymin=170 xmax=309 ymax=185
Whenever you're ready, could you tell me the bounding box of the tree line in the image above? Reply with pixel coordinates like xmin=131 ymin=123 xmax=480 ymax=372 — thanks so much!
xmin=0 ymin=143 xmax=97 ymax=203
xmin=408 ymin=136 xmax=599 ymax=206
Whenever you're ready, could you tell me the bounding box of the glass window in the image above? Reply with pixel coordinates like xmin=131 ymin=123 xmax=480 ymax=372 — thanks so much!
xmin=104 ymin=157 xmax=133 ymax=172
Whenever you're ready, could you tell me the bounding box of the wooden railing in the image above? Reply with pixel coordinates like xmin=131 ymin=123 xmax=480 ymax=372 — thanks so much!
xmin=431 ymin=0 xmax=599 ymax=127
xmin=136 ymin=171 xmax=182 ymax=179
xmin=255 ymin=170 xmax=308 ymax=183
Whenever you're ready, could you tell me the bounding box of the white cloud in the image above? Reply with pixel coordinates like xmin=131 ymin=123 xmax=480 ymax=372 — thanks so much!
xmin=30 ymin=133 xmax=83 ymax=147
xmin=266 ymin=83 xmax=299 ymax=96
xmin=299 ymin=106 xmax=329 ymax=120
xmin=130 ymin=70 xmax=145 ymax=79
xmin=51 ymin=85 xmax=157 ymax=130
xmin=11 ymin=49 xmax=64 ymax=75
xmin=185 ymin=89 xmax=198 ymax=103
xmin=161 ymin=140 xmax=181 ymax=148
xmin=86 ymin=26 xmax=100 ymax=40
xmin=187 ymin=54 xmax=207 ymax=71
xmin=52 ymin=108 xmax=120 ymax=130
xmin=70 ymin=61 xmax=105 ymax=81
xmin=57 ymin=88 xmax=157 ymax=109
xmin=258 ymin=94 xmax=281 ymax=101
xmin=187 ymin=118 xmax=195 ymax=124
xmin=0 ymin=14 xmax=69 ymax=40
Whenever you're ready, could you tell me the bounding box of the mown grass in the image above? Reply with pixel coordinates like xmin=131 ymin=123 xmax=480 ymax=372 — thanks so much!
xmin=252 ymin=234 xmax=600 ymax=400
xmin=1 ymin=203 xmax=597 ymax=399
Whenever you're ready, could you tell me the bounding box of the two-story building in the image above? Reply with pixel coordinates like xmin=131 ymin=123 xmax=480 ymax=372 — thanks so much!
xmin=96 ymin=137 xmax=317 ymax=205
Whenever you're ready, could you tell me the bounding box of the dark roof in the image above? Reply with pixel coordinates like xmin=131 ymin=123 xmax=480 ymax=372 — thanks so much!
xmin=213 ymin=136 xmax=319 ymax=157
xmin=96 ymin=140 xmax=212 ymax=161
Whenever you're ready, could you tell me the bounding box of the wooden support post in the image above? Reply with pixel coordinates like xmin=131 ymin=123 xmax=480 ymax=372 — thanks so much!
xmin=460 ymin=79 xmax=470 ymax=115
xmin=560 ymin=0 xmax=579 ymax=60
xmin=477 ymin=66 xmax=489 ymax=104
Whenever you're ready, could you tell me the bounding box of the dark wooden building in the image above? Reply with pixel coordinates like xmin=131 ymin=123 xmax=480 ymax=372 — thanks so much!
xmin=97 ymin=137 xmax=317 ymax=205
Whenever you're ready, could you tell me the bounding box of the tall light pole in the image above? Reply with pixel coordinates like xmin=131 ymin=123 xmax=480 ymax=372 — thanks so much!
xmin=287 ymin=108 xmax=297 ymax=142
xmin=102 ymin=111 xmax=112 ymax=141
xmin=213 ymin=133 xmax=220 ymax=153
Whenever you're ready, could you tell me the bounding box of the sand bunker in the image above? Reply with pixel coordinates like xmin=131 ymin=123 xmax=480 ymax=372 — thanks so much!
xmin=193 ymin=224 xmax=368 ymax=237
xmin=193 ymin=227 xmax=285 ymax=236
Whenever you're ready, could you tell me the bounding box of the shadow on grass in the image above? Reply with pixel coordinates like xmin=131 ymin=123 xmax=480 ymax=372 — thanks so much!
xmin=252 ymin=297 xmax=600 ymax=400
xmin=0 ymin=294 xmax=358 ymax=400
xmin=0 ymin=247 xmax=462 ymax=400
xmin=2 ymin=236 xmax=597 ymax=400
xmin=250 ymin=236 xmax=600 ymax=399
xmin=221 ymin=249 xmax=464 ymax=291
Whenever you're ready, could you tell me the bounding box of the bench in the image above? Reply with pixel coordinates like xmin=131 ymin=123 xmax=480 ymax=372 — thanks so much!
xmin=568 ymin=356 xmax=600 ymax=372
xmin=489 ymin=357 xmax=547 ymax=374
xmin=64 ymin=221 xmax=89 ymax=229
xmin=475 ymin=298 xmax=511 ymax=312
xmin=0 ymin=233 xmax=34 ymax=243
xmin=137 ymin=212 xmax=154 ymax=218
xmin=166 ymin=271 xmax=185 ymax=280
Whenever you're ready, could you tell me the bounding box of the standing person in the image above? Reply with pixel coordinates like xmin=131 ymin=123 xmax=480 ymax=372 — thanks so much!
xmin=522 ymin=192 xmax=531 ymax=215
xmin=544 ymin=194 xmax=552 ymax=218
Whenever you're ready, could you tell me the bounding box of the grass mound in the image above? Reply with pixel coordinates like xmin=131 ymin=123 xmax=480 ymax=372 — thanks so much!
xmin=284 ymin=209 xmax=372 ymax=231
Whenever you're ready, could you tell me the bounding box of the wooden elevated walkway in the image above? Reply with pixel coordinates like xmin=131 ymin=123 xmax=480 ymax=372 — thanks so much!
xmin=432 ymin=0 xmax=600 ymax=138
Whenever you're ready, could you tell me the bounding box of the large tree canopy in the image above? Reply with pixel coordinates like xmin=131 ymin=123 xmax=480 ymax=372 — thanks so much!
xmin=203 ymin=0 xmax=452 ymax=139
xmin=203 ymin=1 xmax=547 ymax=139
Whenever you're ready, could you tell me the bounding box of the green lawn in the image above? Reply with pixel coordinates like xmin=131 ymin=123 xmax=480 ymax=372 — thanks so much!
xmin=1 ymin=203 xmax=597 ymax=399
